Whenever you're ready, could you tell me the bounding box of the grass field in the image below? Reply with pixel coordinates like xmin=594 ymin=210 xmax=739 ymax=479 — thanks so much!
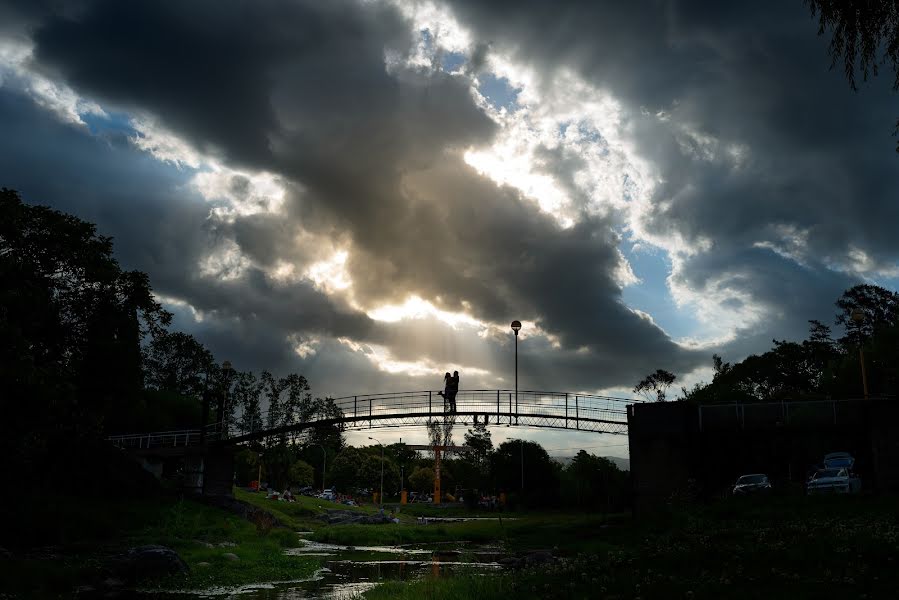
xmin=360 ymin=495 xmax=899 ymax=600
xmin=233 ymin=487 xmax=373 ymax=530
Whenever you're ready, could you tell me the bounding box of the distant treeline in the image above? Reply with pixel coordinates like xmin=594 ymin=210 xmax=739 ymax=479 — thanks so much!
xmin=678 ymin=284 xmax=899 ymax=404
xmin=236 ymin=420 xmax=630 ymax=512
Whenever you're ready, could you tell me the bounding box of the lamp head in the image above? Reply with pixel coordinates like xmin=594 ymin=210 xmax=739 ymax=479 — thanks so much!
xmin=850 ymin=308 xmax=865 ymax=323
xmin=511 ymin=320 xmax=522 ymax=335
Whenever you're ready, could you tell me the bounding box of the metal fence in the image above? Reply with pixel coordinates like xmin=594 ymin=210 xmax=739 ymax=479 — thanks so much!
xmin=698 ymin=398 xmax=877 ymax=431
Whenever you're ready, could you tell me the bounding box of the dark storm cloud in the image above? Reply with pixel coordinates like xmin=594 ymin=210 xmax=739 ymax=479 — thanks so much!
xmin=0 ymin=87 xmax=389 ymax=359
xmin=0 ymin=88 xmax=208 ymax=284
xmin=12 ymin=0 xmax=703 ymax=389
xmin=444 ymin=0 xmax=899 ymax=347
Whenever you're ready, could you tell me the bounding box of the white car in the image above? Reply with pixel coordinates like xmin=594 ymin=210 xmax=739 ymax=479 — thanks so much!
xmin=807 ymin=468 xmax=861 ymax=494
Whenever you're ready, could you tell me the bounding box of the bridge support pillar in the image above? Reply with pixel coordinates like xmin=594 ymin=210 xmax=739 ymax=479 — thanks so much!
xmin=182 ymin=446 xmax=235 ymax=497
xmin=202 ymin=446 xmax=235 ymax=497
xmin=184 ymin=451 xmax=204 ymax=496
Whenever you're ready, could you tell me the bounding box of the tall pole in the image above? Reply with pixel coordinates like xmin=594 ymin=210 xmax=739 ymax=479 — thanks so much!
xmin=317 ymin=443 xmax=327 ymax=491
xmin=512 ymin=320 xmax=521 ymax=425
xmin=369 ymin=436 xmax=384 ymax=507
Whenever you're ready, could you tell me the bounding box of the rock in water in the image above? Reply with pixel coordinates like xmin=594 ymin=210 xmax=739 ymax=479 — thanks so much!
xmin=109 ymin=545 xmax=189 ymax=582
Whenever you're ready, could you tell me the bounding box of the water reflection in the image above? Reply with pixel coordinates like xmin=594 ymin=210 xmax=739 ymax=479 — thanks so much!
xmin=135 ymin=539 xmax=501 ymax=599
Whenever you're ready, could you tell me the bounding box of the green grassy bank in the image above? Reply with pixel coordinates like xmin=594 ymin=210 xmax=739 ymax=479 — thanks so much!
xmin=0 ymin=492 xmax=320 ymax=598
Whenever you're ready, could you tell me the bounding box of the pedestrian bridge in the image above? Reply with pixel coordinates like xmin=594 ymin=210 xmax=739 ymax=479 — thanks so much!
xmin=108 ymin=389 xmax=635 ymax=450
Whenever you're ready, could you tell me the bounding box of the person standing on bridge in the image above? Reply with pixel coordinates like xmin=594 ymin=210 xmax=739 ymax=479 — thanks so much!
xmin=448 ymin=370 xmax=459 ymax=412
xmin=438 ymin=372 xmax=452 ymax=411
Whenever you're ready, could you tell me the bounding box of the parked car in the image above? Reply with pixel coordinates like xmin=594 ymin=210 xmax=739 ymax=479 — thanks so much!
xmin=318 ymin=488 xmax=336 ymax=501
xmin=806 ymin=468 xmax=861 ymax=494
xmin=732 ymin=474 xmax=772 ymax=495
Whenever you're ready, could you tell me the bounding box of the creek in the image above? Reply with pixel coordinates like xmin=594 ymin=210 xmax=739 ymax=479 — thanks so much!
xmin=134 ymin=535 xmax=505 ymax=599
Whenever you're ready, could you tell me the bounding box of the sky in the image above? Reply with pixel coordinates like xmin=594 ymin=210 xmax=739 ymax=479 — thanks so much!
xmin=2 ymin=0 xmax=898 ymax=458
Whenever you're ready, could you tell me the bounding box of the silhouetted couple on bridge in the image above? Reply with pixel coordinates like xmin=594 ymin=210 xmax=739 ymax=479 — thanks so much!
xmin=438 ymin=371 xmax=459 ymax=412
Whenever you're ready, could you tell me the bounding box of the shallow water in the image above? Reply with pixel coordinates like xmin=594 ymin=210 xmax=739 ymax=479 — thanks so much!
xmin=135 ymin=537 xmax=503 ymax=599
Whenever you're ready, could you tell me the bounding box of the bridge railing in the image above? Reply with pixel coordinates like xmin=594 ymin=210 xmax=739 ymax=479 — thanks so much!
xmin=108 ymin=390 xmax=638 ymax=446
xmin=108 ymin=429 xmax=203 ymax=449
xmin=216 ymin=389 xmax=635 ymax=439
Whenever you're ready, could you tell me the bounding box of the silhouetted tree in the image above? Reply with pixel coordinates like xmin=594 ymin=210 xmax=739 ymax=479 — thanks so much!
xmin=408 ymin=466 xmax=436 ymax=494
xmin=491 ymin=440 xmax=560 ymax=507
xmin=634 ymin=369 xmax=677 ymax=402
xmin=1 ymin=188 xmax=169 ymax=474
xmin=834 ymin=284 xmax=899 ymax=345
xmin=234 ymin=371 xmax=264 ymax=433
xmin=462 ymin=421 xmax=493 ymax=471
xmin=329 ymin=447 xmax=364 ymax=491
xmin=562 ymin=450 xmax=629 ymax=511
xmin=288 ymin=459 xmax=315 ymax=488
xmin=806 ymin=0 xmax=899 ymax=150
xmin=143 ymin=330 xmax=215 ymax=399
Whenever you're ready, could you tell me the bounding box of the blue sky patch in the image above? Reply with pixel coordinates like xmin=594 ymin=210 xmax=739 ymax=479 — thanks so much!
xmin=619 ymin=241 xmax=702 ymax=340
xmin=478 ymin=73 xmax=520 ymax=110
xmin=81 ymin=109 xmax=137 ymax=137
xmin=441 ymin=51 xmax=466 ymax=72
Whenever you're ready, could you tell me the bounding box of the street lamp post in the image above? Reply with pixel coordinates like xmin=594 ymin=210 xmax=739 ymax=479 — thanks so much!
xmin=511 ymin=321 xmax=521 ymax=424
xmin=851 ymin=309 xmax=869 ymax=399
xmin=369 ymin=436 xmax=384 ymax=508
xmin=316 ymin=443 xmax=327 ymax=491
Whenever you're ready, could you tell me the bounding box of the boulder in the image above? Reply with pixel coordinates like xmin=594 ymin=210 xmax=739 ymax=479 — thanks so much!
xmin=222 ymin=552 xmax=240 ymax=561
xmin=107 ymin=545 xmax=189 ymax=583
